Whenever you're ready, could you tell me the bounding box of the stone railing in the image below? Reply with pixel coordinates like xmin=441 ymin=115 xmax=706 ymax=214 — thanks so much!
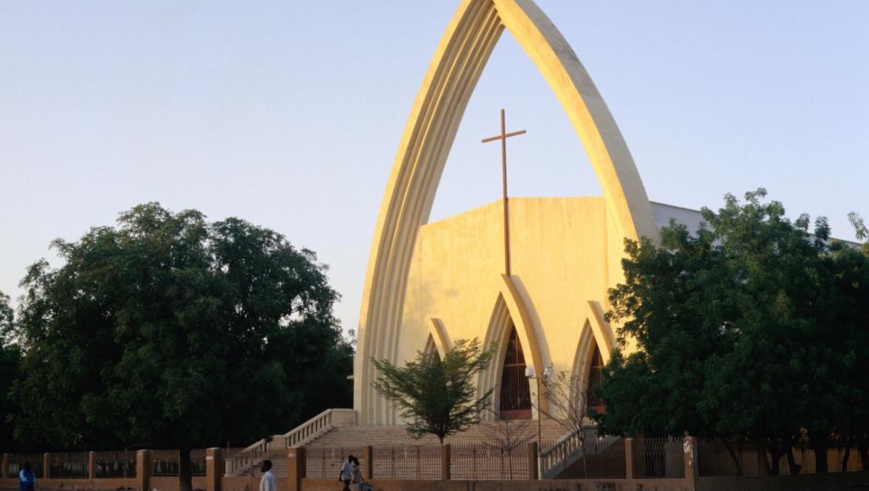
xmin=539 ymin=427 xmax=583 ymax=478
xmin=540 ymin=426 xmax=618 ymax=479
xmin=225 ymin=408 xmax=357 ymax=476
xmin=285 ymin=408 xmax=356 ymax=448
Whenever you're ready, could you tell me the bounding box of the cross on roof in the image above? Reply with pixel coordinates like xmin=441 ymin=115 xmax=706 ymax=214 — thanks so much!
xmin=482 ymin=109 xmax=526 ymax=276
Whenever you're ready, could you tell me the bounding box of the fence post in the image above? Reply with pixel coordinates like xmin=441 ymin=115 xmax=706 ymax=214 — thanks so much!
xmin=528 ymin=442 xmax=538 ymax=480
xmin=441 ymin=444 xmax=450 ymax=480
xmin=363 ymin=446 xmax=373 ymax=480
xmin=43 ymin=453 xmax=51 ymax=479
xmin=2 ymin=453 xmax=9 ymax=478
xmin=683 ymin=436 xmax=698 ymax=489
xmin=624 ymin=438 xmax=634 ymax=483
xmin=88 ymin=451 xmax=96 ymax=479
xmin=756 ymin=439 xmax=770 ymax=475
xmin=206 ymin=448 xmax=223 ymax=491
xmin=287 ymin=447 xmax=305 ymax=491
xmin=136 ymin=449 xmax=151 ymax=491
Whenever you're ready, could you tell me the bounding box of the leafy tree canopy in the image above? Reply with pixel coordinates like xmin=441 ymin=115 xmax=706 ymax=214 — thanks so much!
xmin=598 ymin=189 xmax=869 ymax=473
xmin=0 ymin=290 xmax=22 ymax=451
xmin=372 ymin=338 xmax=495 ymax=444
xmin=11 ymin=203 xmax=352 ymax=457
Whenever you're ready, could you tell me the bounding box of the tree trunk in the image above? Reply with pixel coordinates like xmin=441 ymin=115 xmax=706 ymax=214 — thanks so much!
xmin=582 ymin=441 xmax=588 ymax=479
xmin=179 ymin=447 xmax=193 ymax=491
xmin=808 ymin=431 xmax=828 ymax=474
xmin=841 ymin=446 xmax=851 ymax=472
xmin=721 ymin=439 xmax=743 ymax=476
xmin=756 ymin=439 xmax=771 ymax=475
xmin=785 ymin=446 xmax=802 ymax=475
xmin=767 ymin=438 xmax=784 ymax=475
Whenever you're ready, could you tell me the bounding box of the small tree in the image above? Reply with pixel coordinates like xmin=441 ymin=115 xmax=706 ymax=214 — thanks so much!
xmin=480 ymin=411 xmax=534 ymax=479
xmin=540 ymin=370 xmax=589 ymax=434
xmin=371 ymin=338 xmax=495 ymax=444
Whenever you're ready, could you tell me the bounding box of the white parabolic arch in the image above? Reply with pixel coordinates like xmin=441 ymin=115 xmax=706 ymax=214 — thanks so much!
xmin=354 ymin=0 xmax=660 ymax=424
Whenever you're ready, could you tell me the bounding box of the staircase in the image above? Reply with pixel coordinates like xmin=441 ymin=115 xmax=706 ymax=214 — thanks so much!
xmin=306 ymin=418 xmax=568 ymax=448
xmin=226 ymin=408 xmax=605 ymax=479
xmin=225 ymin=408 xmax=357 ymax=476
xmin=540 ymin=426 xmax=621 ymax=479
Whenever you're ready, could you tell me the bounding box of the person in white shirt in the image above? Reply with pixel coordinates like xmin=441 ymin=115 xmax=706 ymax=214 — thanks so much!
xmin=259 ymin=460 xmax=276 ymax=491
xmin=338 ymin=454 xmax=353 ymax=491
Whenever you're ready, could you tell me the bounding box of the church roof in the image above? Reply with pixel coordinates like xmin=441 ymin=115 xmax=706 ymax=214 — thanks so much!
xmin=651 ymin=201 xmax=860 ymax=246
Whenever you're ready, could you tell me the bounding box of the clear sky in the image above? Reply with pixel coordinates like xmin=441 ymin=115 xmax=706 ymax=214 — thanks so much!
xmin=1 ymin=1 xmax=867 ymax=335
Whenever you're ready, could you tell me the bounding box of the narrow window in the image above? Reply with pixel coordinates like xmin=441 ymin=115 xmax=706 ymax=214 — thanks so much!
xmin=586 ymin=344 xmax=605 ymax=414
xmin=499 ymin=324 xmax=531 ymax=419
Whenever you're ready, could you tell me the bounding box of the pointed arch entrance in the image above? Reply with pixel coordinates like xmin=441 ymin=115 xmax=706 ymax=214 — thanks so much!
xmin=500 ymin=323 xmax=531 ymax=419
xmin=586 ymin=343 xmax=605 ymax=415
xmin=573 ymin=302 xmax=617 ymax=417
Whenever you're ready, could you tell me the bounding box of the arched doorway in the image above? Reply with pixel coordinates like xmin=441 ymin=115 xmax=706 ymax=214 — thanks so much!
xmin=499 ymin=324 xmax=531 ymax=420
xmin=586 ymin=343 xmax=605 ymax=415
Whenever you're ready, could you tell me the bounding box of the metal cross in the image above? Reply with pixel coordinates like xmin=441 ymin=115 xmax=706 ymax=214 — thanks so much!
xmin=482 ymin=109 xmax=526 ymax=276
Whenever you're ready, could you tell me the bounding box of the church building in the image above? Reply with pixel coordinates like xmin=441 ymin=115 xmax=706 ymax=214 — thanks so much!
xmin=353 ymin=0 xmax=687 ymax=427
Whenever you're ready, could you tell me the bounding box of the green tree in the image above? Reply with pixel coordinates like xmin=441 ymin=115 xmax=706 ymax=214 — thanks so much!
xmin=11 ymin=203 xmax=352 ymax=490
xmin=0 ymin=290 xmax=22 ymax=451
xmin=371 ymin=338 xmax=495 ymax=444
xmin=825 ymin=220 xmax=869 ymax=470
xmin=598 ymin=189 xmax=869 ymax=474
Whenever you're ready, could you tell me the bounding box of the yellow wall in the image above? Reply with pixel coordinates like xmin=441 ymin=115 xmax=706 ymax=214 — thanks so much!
xmin=396 ymin=197 xmax=626 ymax=421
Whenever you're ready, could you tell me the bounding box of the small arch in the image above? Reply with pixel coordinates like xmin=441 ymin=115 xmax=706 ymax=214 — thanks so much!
xmin=586 ymin=343 xmax=605 ymax=415
xmin=423 ymin=334 xmax=442 ymax=362
xmin=499 ymin=323 xmax=532 ymax=420
xmin=428 ymin=317 xmax=451 ymax=359
xmin=479 ymin=276 xmax=548 ymax=420
xmin=572 ymin=301 xmax=617 ymax=416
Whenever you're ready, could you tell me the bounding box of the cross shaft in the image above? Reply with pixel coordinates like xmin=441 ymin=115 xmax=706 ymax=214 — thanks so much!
xmin=482 ymin=109 xmax=526 ymax=276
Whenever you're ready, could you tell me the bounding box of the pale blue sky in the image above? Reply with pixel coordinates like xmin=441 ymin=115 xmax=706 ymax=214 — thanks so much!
xmin=1 ymin=1 xmax=867 ymax=334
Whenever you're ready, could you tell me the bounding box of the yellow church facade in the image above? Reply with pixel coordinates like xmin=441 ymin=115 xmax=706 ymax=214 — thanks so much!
xmin=354 ymin=0 xmax=662 ymax=426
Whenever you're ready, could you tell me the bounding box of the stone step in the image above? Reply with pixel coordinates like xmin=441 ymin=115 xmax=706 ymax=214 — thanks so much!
xmin=306 ymin=419 xmax=570 ymax=448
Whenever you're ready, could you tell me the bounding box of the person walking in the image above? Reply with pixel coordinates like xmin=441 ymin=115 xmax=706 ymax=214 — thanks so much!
xmin=259 ymin=460 xmax=275 ymax=491
xmin=337 ymin=454 xmax=353 ymax=491
xmin=18 ymin=463 xmax=36 ymax=491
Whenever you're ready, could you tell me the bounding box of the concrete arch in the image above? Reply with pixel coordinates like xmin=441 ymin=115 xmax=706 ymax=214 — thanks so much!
xmin=354 ymin=0 xmax=659 ymax=423
xmin=478 ymin=276 xmax=548 ymax=420
xmin=572 ymin=301 xmax=615 ymax=406
xmin=428 ymin=317 xmax=452 ymax=359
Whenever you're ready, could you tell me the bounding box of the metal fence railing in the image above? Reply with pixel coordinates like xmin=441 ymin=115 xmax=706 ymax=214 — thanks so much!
xmin=93 ymin=451 xmax=136 ymax=478
xmin=49 ymin=452 xmax=89 ymax=478
xmin=305 ymin=443 xmax=532 ymax=481
xmin=224 ymin=449 xmax=288 ymax=478
xmin=150 ymin=449 xmax=207 ymax=477
xmin=6 ymin=454 xmax=44 ymax=479
xmin=632 ymin=437 xmax=684 ymax=479
xmin=190 ymin=448 xmax=206 ymax=476
xmin=304 ymin=446 xmax=366 ymax=479
xmin=450 ymin=443 xmax=530 ymax=480
xmin=697 ymin=439 xmax=865 ymax=477
xmin=151 ymin=449 xmax=180 ymax=476
xmin=372 ymin=445 xmax=442 ymax=480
